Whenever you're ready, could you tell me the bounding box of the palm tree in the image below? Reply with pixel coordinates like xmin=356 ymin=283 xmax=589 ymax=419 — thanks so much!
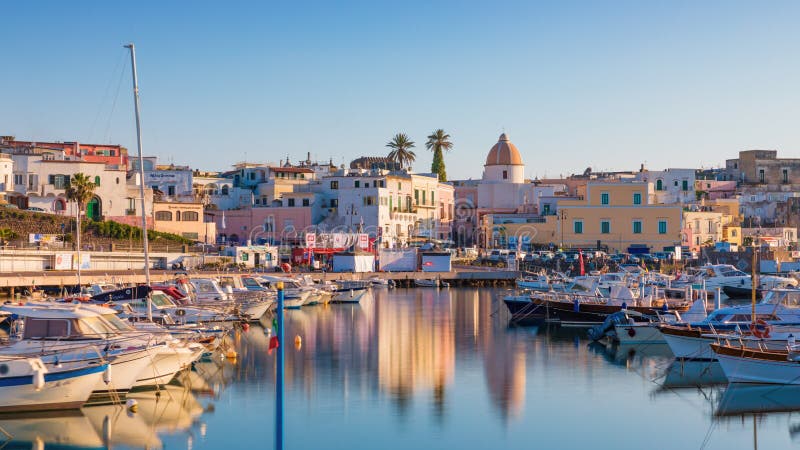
xmin=65 ymin=173 xmax=96 ymax=286
xmin=386 ymin=133 xmax=416 ymax=170
xmin=425 ymin=129 xmax=453 ymax=182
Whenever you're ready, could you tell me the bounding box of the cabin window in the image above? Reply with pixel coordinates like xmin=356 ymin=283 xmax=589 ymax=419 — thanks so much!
xmin=23 ymin=318 xmax=70 ymax=339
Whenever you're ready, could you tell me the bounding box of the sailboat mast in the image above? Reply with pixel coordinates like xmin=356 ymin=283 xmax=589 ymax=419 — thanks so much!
xmin=125 ymin=44 xmax=152 ymax=284
xmin=125 ymin=43 xmax=153 ymax=321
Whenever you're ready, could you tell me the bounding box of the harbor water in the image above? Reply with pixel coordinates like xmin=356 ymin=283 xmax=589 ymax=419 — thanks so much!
xmin=4 ymin=287 xmax=798 ymax=449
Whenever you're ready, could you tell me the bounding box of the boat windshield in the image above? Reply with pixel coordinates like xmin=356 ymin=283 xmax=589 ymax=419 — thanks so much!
xmin=75 ymin=316 xmax=119 ymax=337
xmin=194 ymin=281 xmax=222 ymax=294
xmin=720 ymin=268 xmax=747 ymax=277
xmin=102 ymin=313 xmax=135 ymax=331
xmin=151 ymin=292 xmax=177 ymax=308
xmin=761 ymin=290 xmax=800 ymax=307
xmin=242 ymin=278 xmax=261 ymax=288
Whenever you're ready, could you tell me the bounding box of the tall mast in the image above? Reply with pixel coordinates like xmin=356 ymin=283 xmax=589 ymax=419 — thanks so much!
xmin=125 ymin=43 xmax=152 ymax=320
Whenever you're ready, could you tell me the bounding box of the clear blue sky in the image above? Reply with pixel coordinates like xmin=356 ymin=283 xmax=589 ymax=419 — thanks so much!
xmin=2 ymin=1 xmax=800 ymax=179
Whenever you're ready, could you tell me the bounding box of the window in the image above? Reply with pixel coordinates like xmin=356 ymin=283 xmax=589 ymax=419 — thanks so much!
xmin=674 ymin=180 xmax=678 ymax=187
xmin=221 ymin=185 xmax=229 ymax=195
xmin=182 ymin=211 xmax=199 ymax=221
xmin=363 ymin=196 xmax=375 ymax=206
xmin=330 ymin=181 xmax=339 ymax=189
xmin=288 ymin=198 xmax=295 ymax=207
xmin=155 ymin=211 xmax=172 ymax=221
xmin=681 ymin=180 xmax=688 ymax=191
xmin=543 ymin=204 xmax=551 ymax=215
xmin=658 ymin=220 xmax=667 ymax=234
xmin=656 ymin=179 xmax=663 ymax=191
xmin=422 ymin=191 xmax=426 ymax=205
xmin=601 ymin=220 xmax=610 ymax=234
xmin=431 ymin=191 xmax=435 ymax=205
xmin=13 ymin=174 xmax=22 ymax=185
xmin=759 ymin=169 xmax=765 ymax=183
xmin=175 ymin=211 xmax=181 ymax=221
xmin=632 ymin=220 xmax=642 ymax=234
xmin=94 ymin=176 xmax=101 ymax=186
xmin=502 ymin=170 xmax=508 ymax=179
xmin=601 ymin=192 xmax=609 ymax=205
xmin=168 ymin=186 xmax=176 ymax=196
xmin=784 ymin=169 xmax=789 ymax=184
xmin=302 ymin=198 xmax=309 ymax=207
xmin=414 ymin=189 xmax=419 ymax=205
xmin=331 ymin=199 xmax=338 ymax=207
xmin=398 ymin=182 xmax=402 ymax=190
xmin=354 ymin=180 xmax=360 ymax=188
xmin=633 ymin=193 xmax=641 ymax=205
xmin=364 ymin=182 xmax=369 ymax=188
xmin=249 ymin=172 xmax=255 ymax=180
xmin=573 ymin=220 xmax=583 ymax=234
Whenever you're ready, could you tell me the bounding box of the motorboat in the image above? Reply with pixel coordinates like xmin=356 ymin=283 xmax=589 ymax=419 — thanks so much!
xmin=331 ymin=288 xmax=371 ymax=304
xmin=682 ymin=264 xmax=797 ymax=290
xmin=0 ymin=355 xmax=107 ymax=412
xmin=258 ymin=276 xmax=312 ymax=308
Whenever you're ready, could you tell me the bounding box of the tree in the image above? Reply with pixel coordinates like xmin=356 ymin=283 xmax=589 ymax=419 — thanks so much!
xmin=386 ymin=133 xmax=416 ymax=170
xmin=425 ymin=129 xmax=453 ymax=182
xmin=65 ymin=173 xmax=96 ymax=286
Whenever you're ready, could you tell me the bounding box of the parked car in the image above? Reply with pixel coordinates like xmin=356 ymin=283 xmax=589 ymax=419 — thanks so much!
xmin=523 ymin=253 xmax=540 ymax=263
xmin=26 ymin=207 xmax=45 ymax=212
xmin=1 ymin=204 xmax=19 ymax=210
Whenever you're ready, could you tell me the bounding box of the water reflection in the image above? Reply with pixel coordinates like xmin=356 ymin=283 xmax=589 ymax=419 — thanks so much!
xmin=5 ymin=288 xmax=800 ymax=449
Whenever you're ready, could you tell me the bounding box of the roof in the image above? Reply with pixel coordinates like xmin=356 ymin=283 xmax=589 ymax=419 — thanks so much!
xmin=269 ymin=167 xmax=314 ymax=173
xmin=485 ymin=133 xmax=523 ymax=166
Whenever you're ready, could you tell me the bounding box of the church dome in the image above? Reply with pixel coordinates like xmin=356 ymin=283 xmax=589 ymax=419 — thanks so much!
xmin=485 ymin=133 xmax=523 ymax=166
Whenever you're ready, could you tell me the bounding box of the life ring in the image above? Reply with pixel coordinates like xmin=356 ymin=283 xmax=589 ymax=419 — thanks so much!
xmin=749 ymin=319 xmax=771 ymax=339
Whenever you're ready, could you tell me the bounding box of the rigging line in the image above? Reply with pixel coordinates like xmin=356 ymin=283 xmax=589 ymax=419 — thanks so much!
xmin=103 ymin=54 xmax=129 ymax=144
xmin=88 ymin=49 xmax=127 ymax=143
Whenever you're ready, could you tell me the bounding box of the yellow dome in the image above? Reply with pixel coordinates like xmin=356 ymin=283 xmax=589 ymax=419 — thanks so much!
xmin=485 ymin=133 xmax=523 ymax=166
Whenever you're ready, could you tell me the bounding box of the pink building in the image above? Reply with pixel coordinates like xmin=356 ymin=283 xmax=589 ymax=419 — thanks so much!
xmin=696 ymin=180 xmax=737 ymax=200
xmin=206 ymin=207 xmax=313 ymax=244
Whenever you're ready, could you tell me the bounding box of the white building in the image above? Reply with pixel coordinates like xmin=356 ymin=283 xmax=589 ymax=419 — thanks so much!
xmin=636 ymin=168 xmax=695 ymax=204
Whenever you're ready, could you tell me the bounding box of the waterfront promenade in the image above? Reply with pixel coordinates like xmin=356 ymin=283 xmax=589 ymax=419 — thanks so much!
xmin=0 ymin=265 xmax=518 ymax=293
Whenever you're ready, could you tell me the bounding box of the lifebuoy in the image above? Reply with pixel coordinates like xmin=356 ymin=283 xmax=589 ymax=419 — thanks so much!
xmin=749 ymin=319 xmax=772 ymax=339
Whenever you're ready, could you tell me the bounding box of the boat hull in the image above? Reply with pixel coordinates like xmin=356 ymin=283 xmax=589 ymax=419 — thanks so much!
xmin=614 ymin=324 xmax=665 ymax=344
xmin=0 ymin=363 xmax=107 ymax=413
xmin=713 ymin=345 xmax=800 ymax=384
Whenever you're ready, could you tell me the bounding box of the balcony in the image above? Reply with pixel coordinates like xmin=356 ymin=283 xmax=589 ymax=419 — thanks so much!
xmin=125 ymin=209 xmax=137 ymax=216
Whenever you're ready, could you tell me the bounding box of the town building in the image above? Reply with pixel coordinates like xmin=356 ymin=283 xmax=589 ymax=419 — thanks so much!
xmin=725 ymin=149 xmax=800 ymax=185
xmin=524 ymin=181 xmax=682 ymax=253
xmin=636 ymin=168 xmax=695 ymax=204
xmin=1 ymin=136 xmax=128 ymax=167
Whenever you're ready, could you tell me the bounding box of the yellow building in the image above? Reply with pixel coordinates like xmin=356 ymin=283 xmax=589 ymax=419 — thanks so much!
xmin=153 ymin=202 xmax=216 ymax=243
xmin=548 ymin=182 xmax=681 ymax=253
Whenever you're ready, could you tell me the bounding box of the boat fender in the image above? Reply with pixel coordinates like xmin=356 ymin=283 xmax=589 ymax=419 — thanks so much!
xmin=176 ymin=309 xmax=186 ymax=317
xmin=621 ymin=302 xmax=627 ymax=310
xmin=242 ymin=323 xmax=250 ymax=332
xmin=573 ymin=299 xmax=580 ymax=312
xmin=126 ymin=399 xmax=138 ymax=413
xmin=33 ymin=368 xmax=45 ymax=391
xmin=790 ymin=334 xmax=796 ymax=348
xmin=103 ymin=365 xmax=112 ymax=384
xmin=295 ymin=335 xmax=302 ymax=349
xmin=628 ymin=328 xmax=636 ymax=337
xmin=662 ymin=303 xmax=668 ymax=312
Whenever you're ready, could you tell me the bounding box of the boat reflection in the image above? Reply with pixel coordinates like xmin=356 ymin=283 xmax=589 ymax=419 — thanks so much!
xmin=716 ymin=383 xmax=800 ymax=416
xmin=659 ymin=360 xmax=728 ymax=389
xmin=0 ymin=410 xmax=104 ymax=449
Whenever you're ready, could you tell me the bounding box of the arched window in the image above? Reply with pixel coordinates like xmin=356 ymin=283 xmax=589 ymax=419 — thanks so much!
xmin=94 ymin=176 xmax=101 ymax=186
xmin=656 ymin=179 xmax=663 ymax=191
xmin=182 ymin=211 xmax=199 ymax=221
xmin=155 ymin=211 xmax=172 ymax=221
xmin=221 ymin=185 xmax=229 ymax=195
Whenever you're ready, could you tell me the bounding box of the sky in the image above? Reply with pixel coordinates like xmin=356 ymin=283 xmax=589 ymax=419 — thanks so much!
xmin=2 ymin=1 xmax=800 ymax=180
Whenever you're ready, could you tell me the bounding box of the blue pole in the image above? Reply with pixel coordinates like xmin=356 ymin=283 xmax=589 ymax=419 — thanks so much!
xmin=276 ymin=284 xmax=284 ymax=450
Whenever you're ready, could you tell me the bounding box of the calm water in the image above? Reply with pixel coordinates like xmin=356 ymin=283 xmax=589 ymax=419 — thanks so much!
xmin=7 ymin=288 xmax=800 ymax=449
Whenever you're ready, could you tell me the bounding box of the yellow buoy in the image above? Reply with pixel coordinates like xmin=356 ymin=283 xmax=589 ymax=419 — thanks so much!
xmin=225 ymin=349 xmax=238 ymax=359
xmin=295 ymin=335 xmax=302 ymax=349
